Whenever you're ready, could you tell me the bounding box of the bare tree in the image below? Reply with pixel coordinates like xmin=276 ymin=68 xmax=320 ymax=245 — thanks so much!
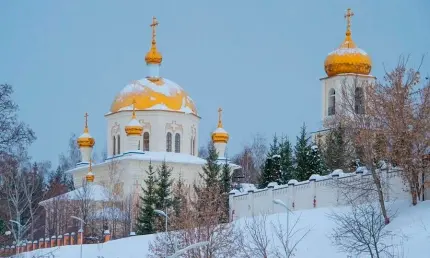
xmin=329 ymin=200 xmax=398 ymax=258
xmin=74 ymin=179 xmax=97 ymax=233
xmin=251 ymin=133 xmax=268 ymax=173
xmin=238 ymin=212 xmax=311 ymax=258
xmin=149 ymin=185 xmax=242 ymax=258
xmin=238 ymin=213 xmax=272 ymax=258
xmin=0 ymin=84 xmax=36 ymax=153
xmin=365 ymin=57 xmax=430 ymax=205
xmin=329 ymin=74 xmax=390 ymax=223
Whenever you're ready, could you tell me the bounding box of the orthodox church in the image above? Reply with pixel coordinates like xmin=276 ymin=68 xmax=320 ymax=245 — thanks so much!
xmin=65 ymin=17 xmax=240 ymax=198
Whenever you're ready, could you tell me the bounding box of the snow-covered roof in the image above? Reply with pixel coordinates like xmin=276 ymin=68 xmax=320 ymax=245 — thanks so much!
xmin=39 ymin=184 xmax=110 ymax=206
xmin=67 ymin=151 xmax=241 ymax=174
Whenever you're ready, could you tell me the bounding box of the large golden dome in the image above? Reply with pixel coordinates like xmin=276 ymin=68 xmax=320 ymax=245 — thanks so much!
xmin=324 ymin=8 xmax=372 ymax=77
xmin=110 ymin=78 xmax=198 ymax=115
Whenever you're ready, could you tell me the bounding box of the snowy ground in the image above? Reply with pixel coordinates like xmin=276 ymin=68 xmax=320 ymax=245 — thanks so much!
xmin=20 ymin=200 xmax=430 ymax=258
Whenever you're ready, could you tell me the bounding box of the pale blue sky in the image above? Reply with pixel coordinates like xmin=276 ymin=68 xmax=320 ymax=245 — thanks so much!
xmin=1 ymin=0 xmax=429 ymax=166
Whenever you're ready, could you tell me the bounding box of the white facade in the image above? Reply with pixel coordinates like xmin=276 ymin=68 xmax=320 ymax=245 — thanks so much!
xmin=320 ymin=73 xmax=376 ymax=122
xmin=229 ymin=169 xmax=410 ymax=220
xmin=106 ymin=110 xmax=199 ymax=157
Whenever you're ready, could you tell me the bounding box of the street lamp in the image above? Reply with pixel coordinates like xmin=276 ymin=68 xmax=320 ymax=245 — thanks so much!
xmin=9 ymin=220 xmax=22 ymax=255
xmin=154 ymin=209 xmax=168 ymax=233
xmin=166 ymin=241 xmax=210 ymax=258
xmin=71 ymin=216 xmax=85 ymax=258
xmin=273 ymin=198 xmax=291 ymax=256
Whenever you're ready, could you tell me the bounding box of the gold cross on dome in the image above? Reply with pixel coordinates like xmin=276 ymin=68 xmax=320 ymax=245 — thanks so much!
xmin=84 ymin=112 xmax=89 ymax=128
xmin=344 ymin=8 xmax=354 ymax=35
xmin=217 ymin=108 xmax=223 ymax=128
xmin=132 ymin=99 xmax=137 ymax=118
xmin=150 ymin=16 xmax=159 ymax=42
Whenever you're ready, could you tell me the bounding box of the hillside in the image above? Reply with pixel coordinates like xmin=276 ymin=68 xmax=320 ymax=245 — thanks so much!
xmin=22 ymin=200 xmax=430 ymax=258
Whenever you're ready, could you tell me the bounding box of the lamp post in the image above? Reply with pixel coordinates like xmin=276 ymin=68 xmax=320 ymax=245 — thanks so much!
xmin=9 ymin=220 xmax=22 ymax=255
xmin=273 ymin=198 xmax=291 ymax=256
xmin=166 ymin=241 xmax=210 ymax=258
xmin=154 ymin=209 xmax=168 ymax=233
xmin=71 ymin=216 xmax=85 ymax=258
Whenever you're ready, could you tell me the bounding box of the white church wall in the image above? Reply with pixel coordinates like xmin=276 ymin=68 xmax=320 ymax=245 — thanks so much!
xmin=105 ymin=110 xmax=199 ymax=157
xmin=229 ymin=169 xmax=411 ymax=220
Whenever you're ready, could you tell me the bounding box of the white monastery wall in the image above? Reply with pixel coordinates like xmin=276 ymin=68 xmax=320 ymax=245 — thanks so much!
xmin=105 ymin=110 xmax=199 ymax=157
xmin=229 ymin=169 xmax=410 ymax=220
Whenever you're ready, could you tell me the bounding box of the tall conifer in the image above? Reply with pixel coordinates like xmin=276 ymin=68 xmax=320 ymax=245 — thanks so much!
xmin=136 ymin=161 xmax=157 ymax=235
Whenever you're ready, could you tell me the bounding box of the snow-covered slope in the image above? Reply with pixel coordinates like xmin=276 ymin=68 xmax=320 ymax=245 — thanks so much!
xmin=22 ymin=201 xmax=430 ymax=258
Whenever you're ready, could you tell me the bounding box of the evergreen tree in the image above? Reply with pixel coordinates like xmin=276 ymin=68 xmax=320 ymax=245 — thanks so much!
xmin=279 ymin=137 xmax=294 ymax=184
xmin=136 ymin=161 xmax=157 ymax=235
xmin=259 ymin=135 xmax=280 ymax=188
xmin=220 ymin=160 xmax=231 ymax=222
xmin=172 ymin=174 xmax=186 ymax=219
xmin=199 ymin=142 xmax=221 ymax=188
xmin=308 ymin=145 xmax=328 ymax=175
xmin=155 ymin=160 xmax=173 ymax=210
xmin=294 ymin=124 xmax=313 ymax=181
xmin=322 ymin=124 xmax=350 ymax=171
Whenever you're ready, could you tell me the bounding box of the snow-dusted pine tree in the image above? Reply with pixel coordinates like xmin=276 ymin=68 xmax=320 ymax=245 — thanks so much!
xmin=294 ymin=124 xmax=313 ymax=181
xmin=309 ymin=145 xmax=328 ymax=175
xmin=199 ymin=142 xmax=221 ymax=188
xmin=322 ymin=124 xmax=351 ymax=171
xmin=279 ymin=136 xmax=294 ymax=184
xmin=136 ymin=161 xmax=157 ymax=235
xmin=259 ymin=135 xmax=281 ymax=188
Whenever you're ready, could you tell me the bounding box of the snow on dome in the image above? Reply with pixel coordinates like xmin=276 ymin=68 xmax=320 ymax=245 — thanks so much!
xmin=110 ymin=78 xmax=197 ymax=115
xmin=127 ymin=118 xmax=141 ymax=127
xmin=327 ymin=47 xmax=368 ymax=56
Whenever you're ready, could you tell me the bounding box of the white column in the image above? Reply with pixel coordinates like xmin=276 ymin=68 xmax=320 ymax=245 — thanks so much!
xmin=79 ymin=147 xmax=92 ymax=163
xmin=214 ymin=142 xmax=227 ymax=158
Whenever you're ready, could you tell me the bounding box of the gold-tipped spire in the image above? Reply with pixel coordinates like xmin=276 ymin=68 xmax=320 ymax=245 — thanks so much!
xmin=83 ymin=112 xmax=89 ymax=133
xmin=344 ymin=8 xmax=354 ymax=37
xmin=217 ymin=107 xmax=223 ymax=128
xmin=125 ymin=99 xmax=143 ymax=136
xmin=131 ymin=99 xmax=137 ymax=119
xmin=212 ymin=107 xmax=229 ymax=144
xmin=86 ymin=158 xmax=94 ymax=183
xmin=77 ymin=112 xmax=95 ymax=148
xmin=323 ymin=8 xmax=372 ymax=77
xmin=145 ymin=16 xmax=163 ymax=65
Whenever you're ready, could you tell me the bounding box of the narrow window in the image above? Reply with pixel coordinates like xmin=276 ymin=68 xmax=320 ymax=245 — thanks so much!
xmin=175 ymin=133 xmax=181 ymax=153
xmin=117 ymin=135 xmax=121 ymax=154
xmin=355 ymin=87 xmax=365 ymax=114
xmin=113 ymin=136 xmax=116 ymax=155
xmin=328 ymin=88 xmax=336 ymax=116
xmin=143 ymin=132 xmax=150 ymax=151
xmin=166 ymin=132 xmax=172 ymax=152
xmin=192 ymin=138 xmax=196 ymax=155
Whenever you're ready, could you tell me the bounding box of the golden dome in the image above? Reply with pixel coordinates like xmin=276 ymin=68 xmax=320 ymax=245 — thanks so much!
xmin=86 ymin=160 xmax=94 ymax=183
xmin=145 ymin=17 xmax=162 ymax=65
xmin=125 ymin=100 xmax=144 ymax=136
xmin=324 ymin=8 xmax=372 ymax=77
xmin=77 ymin=113 xmax=95 ymax=148
xmin=212 ymin=108 xmax=229 ymax=144
xmin=110 ymin=78 xmax=198 ymax=115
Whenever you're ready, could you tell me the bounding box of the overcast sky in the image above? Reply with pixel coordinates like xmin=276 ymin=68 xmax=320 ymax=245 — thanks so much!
xmin=1 ymin=0 xmax=429 ymax=166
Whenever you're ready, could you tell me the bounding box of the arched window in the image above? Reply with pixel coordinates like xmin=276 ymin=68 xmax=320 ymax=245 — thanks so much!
xmin=113 ymin=136 xmax=116 ymax=155
xmin=117 ymin=135 xmax=121 ymax=154
xmin=328 ymin=88 xmax=336 ymax=116
xmin=192 ymin=138 xmax=196 ymax=155
xmin=174 ymin=133 xmax=181 ymax=153
xmin=166 ymin=132 xmax=172 ymax=152
xmin=143 ymin=132 xmax=150 ymax=151
xmin=355 ymin=87 xmax=365 ymax=114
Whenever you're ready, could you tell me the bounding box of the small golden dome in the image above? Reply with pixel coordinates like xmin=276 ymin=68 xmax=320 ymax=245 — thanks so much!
xmin=77 ymin=113 xmax=95 ymax=148
xmin=125 ymin=100 xmax=143 ymax=136
xmin=145 ymin=17 xmax=162 ymax=65
xmin=324 ymin=8 xmax=372 ymax=77
xmin=212 ymin=108 xmax=229 ymax=144
xmin=86 ymin=160 xmax=95 ymax=183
